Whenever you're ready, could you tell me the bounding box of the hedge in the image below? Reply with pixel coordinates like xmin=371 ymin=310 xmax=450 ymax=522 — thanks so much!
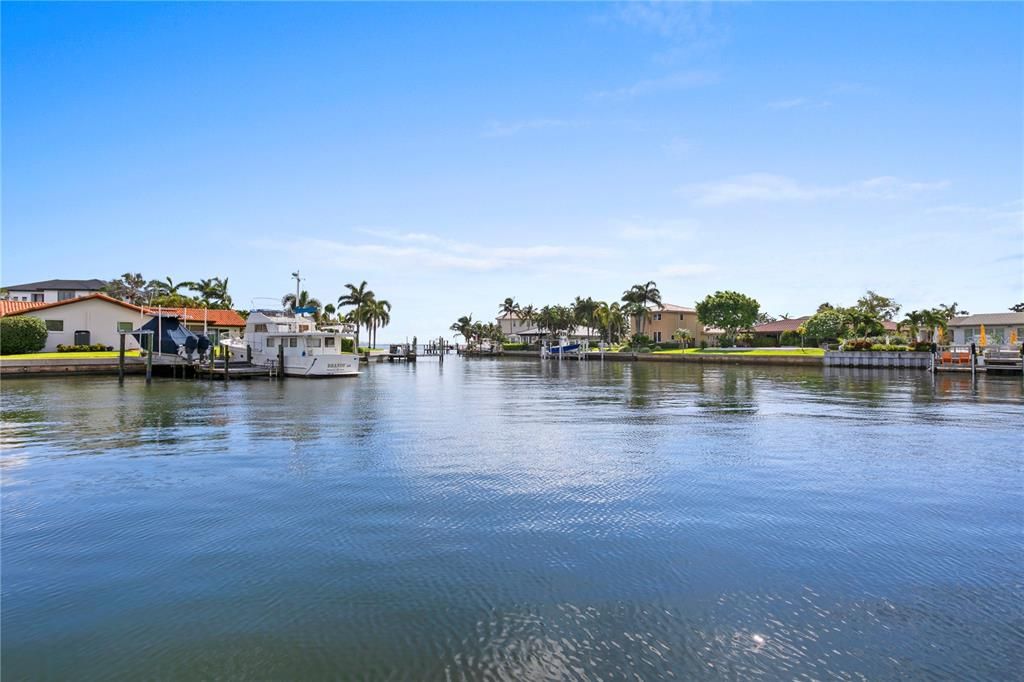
xmin=56 ymin=344 xmax=114 ymax=352
xmin=0 ymin=316 xmax=48 ymax=355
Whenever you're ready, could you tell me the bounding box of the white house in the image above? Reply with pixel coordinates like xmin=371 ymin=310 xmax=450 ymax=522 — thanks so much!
xmin=948 ymin=312 xmax=1024 ymax=346
xmin=3 ymin=278 xmax=107 ymax=303
xmin=0 ymin=294 xmax=151 ymax=352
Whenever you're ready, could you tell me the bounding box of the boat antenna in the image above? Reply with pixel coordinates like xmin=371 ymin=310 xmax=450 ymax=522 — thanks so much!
xmin=291 ymin=270 xmax=302 ymax=305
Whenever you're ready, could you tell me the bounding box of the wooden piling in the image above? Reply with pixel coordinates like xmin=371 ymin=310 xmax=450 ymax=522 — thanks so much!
xmin=118 ymin=333 xmax=126 ymax=384
xmin=145 ymin=334 xmax=153 ymax=384
xmin=278 ymin=342 xmax=285 ymax=379
xmin=246 ymin=344 xmax=252 ymax=364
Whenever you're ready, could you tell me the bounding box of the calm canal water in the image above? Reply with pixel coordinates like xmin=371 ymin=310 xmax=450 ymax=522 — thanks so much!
xmin=2 ymin=359 xmax=1022 ymax=680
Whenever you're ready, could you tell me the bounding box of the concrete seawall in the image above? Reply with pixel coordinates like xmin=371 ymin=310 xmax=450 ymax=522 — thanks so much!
xmin=824 ymin=351 xmax=932 ymax=369
xmin=1 ymin=358 xmax=150 ymax=376
xmin=498 ymin=350 xmax=823 ymax=367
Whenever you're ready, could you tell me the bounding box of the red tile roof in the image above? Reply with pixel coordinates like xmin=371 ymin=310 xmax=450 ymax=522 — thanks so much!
xmin=753 ymin=316 xmax=812 ymax=333
xmin=0 ymin=300 xmax=47 ymax=316
xmin=0 ymin=293 xmax=144 ymax=317
xmin=143 ymin=307 xmax=246 ymax=326
xmin=0 ymin=294 xmax=246 ymax=327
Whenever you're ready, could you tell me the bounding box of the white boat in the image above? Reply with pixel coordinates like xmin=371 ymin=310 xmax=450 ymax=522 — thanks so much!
xmin=221 ymin=311 xmax=360 ymax=377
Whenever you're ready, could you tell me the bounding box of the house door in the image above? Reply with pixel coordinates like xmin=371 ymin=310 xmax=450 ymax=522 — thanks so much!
xmin=74 ymin=330 xmax=91 ymax=345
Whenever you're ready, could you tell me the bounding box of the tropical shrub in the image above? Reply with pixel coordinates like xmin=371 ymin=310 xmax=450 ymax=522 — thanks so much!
xmin=869 ymin=344 xmax=911 ymax=352
xmin=910 ymin=341 xmax=933 ymax=352
xmin=501 ymin=343 xmax=527 ymax=351
xmin=699 ymin=340 xmax=708 ymax=350
xmin=841 ymin=339 xmax=873 ymax=351
xmin=779 ymin=330 xmax=801 ymax=346
xmin=658 ymin=341 xmax=682 ymax=350
xmin=0 ymin=316 xmax=48 ymax=355
xmin=618 ymin=346 xmax=633 ymax=353
xmin=340 ymin=338 xmax=355 ymax=353
xmin=630 ymin=333 xmax=652 ymax=348
xmin=637 ymin=346 xmax=652 ymax=353
xmin=804 ymin=309 xmax=850 ymax=342
xmin=56 ymin=344 xmax=114 ymax=352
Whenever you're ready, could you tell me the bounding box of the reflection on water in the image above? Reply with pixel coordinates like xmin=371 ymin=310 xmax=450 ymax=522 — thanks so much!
xmin=2 ymin=359 xmax=1022 ymax=680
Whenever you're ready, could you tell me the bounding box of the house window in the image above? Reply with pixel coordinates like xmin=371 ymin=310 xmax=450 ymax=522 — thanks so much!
xmin=57 ymin=291 xmax=75 ymax=301
xmin=324 ymin=337 xmax=336 ymax=348
xmin=289 ymin=337 xmax=298 ymax=347
xmin=45 ymin=319 xmax=64 ymax=332
xmin=267 ymin=337 xmax=276 ymax=347
xmin=117 ymin=322 xmax=133 ymax=332
xmin=254 ymin=324 xmax=268 ymax=333
xmin=31 ymin=294 xmax=44 ymax=302
xmin=680 ymin=314 xmax=686 ymax=321
xmin=653 ymin=313 xmax=662 ymax=321
xmin=654 ymin=331 xmax=662 ymax=343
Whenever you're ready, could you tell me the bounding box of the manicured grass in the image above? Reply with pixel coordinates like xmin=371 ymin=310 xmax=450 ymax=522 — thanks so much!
xmin=0 ymin=350 xmax=143 ymax=360
xmin=654 ymin=348 xmax=825 ymax=357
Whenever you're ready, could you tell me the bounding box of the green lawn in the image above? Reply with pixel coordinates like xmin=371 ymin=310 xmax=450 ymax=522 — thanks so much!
xmin=0 ymin=350 xmax=142 ymax=360
xmin=654 ymin=348 xmax=824 ymax=357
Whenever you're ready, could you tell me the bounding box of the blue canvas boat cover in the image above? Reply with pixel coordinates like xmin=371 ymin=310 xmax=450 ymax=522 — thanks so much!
xmin=133 ymin=316 xmax=199 ymax=355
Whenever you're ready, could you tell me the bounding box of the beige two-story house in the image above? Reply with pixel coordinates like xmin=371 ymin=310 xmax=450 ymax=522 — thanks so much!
xmin=629 ymin=303 xmax=711 ymax=345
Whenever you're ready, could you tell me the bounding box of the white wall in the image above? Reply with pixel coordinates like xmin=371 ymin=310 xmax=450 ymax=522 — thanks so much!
xmin=7 ymin=289 xmax=99 ymax=303
xmin=22 ymin=299 xmax=152 ymax=351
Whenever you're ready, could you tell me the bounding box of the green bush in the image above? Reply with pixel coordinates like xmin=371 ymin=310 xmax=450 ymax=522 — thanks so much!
xmin=501 ymin=343 xmax=527 ymax=351
xmin=699 ymin=340 xmax=708 ymax=350
xmin=841 ymin=339 xmax=873 ymax=351
xmin=630 ymin=333 xmax=652 ymax=348
xmin=910 ymin=341 xmax=933 ymax=352
xmin=779 ymin=330 xmax=801 ymax=346
xmin=56 ymin=344 xmax=114 ymax=352
xmin=617 ymin=346 xmax=633 ymax=353
xmin=869 ymin=344 xmax=911 ymax=352
xmin=0 ymin=316 xmax=48 ymax=355
xmin=340 ymin=338 xmax=355 ymax=353
xmin=637 ymin=346 xmax=652 ymax=353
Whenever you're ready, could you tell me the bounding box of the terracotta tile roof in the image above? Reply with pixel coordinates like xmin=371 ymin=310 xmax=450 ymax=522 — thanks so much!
xmin=0 ymin=293 xmax=144 ymax=317
xmin=753 ymin=316 xmax=812 ymax=333
xmin=144 ymin=307 xmax=246 ymax=326
xmin=0 ymin=300 xmax=47 ymax=316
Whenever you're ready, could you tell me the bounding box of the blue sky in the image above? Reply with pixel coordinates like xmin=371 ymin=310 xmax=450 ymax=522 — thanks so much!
xmin=3 ymin=2 xmax=1022 ymax=340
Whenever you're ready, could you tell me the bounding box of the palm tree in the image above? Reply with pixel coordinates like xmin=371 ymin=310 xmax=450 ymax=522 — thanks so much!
xmin=622 ymin=281 xmax=661 ymax=335
xmin=282 ymin=290 xmax=323 ymax=318
xmin=499 ymin=297 xmax=520 ymax=318
xmin=367 ymin=299 xmax=392 ymax=348
xmin=450 ymin=315 xmax=474 ymax=344
xmin=899 ymin=310 xmax=926 ymax=341
xmin=322 ymin=303 xmax=337 ymax=323
xmin=938 ymin=302 xmax=969 ymax=320
xmin=572 ymin=296 xmax=600 ymax=333
xmin=519 ymin=304 xmax=536 ymax=328
xmin=338 ymin=281 xmax=376 ymax=348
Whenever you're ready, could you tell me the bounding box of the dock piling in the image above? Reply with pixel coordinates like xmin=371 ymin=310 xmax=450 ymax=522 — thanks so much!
xmin=278 ymin=342 xmax=285 ymax=379
xmin=145 ymin=335 xmax=153 ymax=384
xmin=118 ymin=333 xmax=126 ymax=384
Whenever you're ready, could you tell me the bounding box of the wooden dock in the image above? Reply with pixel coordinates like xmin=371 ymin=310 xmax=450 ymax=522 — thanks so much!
xmin=195 ymin=360 xmax=278 ymax=380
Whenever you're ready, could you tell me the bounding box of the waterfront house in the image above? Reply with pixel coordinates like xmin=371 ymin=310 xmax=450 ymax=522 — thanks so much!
xmin=2 ymin=278 xmax=106 ymax=303
xmin=496 ymin=311 xmax=533 ymax=342
xmin=629 ymin=303 xmax=711 ymax=345
xmin=947 ymin=312 xmax=1024 ymax=346
xmin=751 ymin=316 xmax=812 ymax=344
xmin=0 ymin=293 xmax=150 ymax=352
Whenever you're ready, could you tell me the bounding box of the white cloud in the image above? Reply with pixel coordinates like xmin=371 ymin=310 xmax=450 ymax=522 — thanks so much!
xmin=679 ymin=173 xmax=950 ymax=205
xmin=655 ymin=263 xmax=717 ymax=277
xmin=252 ymin=230 xmax=613 ymax=274
xmin=481 ymin=118 xmax=576 ymax=138
xmin=593 ymin=70 xmax=718 ymax=99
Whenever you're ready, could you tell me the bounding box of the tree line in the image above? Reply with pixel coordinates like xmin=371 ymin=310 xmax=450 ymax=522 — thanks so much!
xmin=281 ymin=280 xmax=390 ymax=349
